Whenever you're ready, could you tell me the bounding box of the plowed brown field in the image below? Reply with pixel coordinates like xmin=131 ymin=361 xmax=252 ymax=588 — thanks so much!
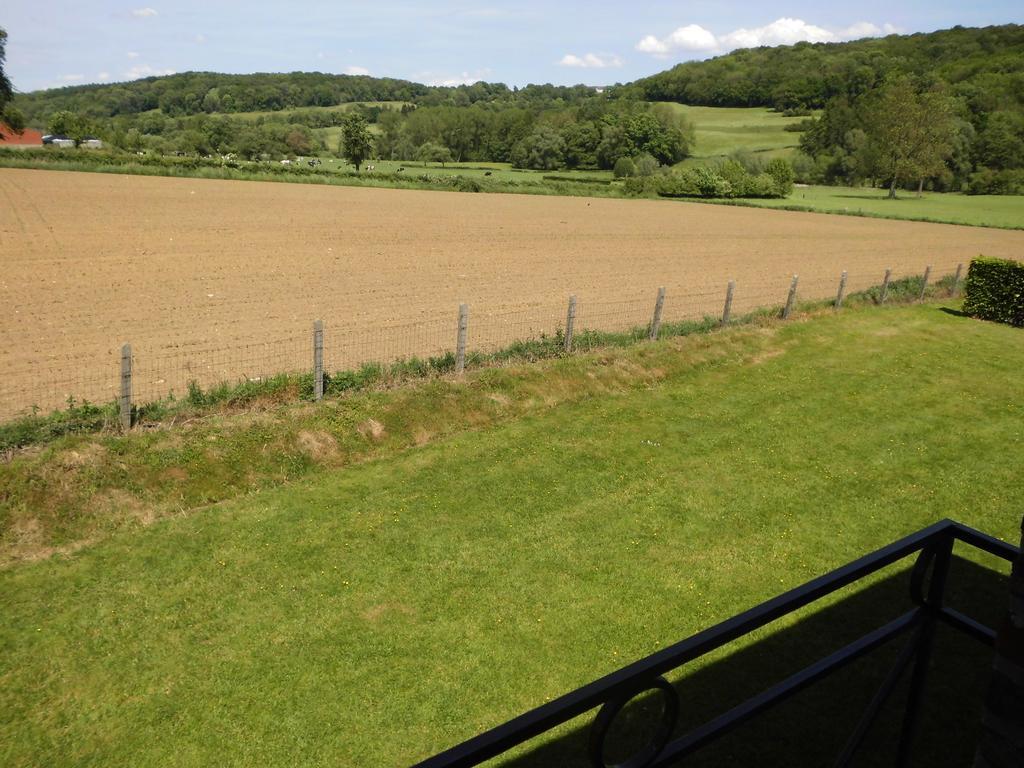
xmin=2 ymin=168 xmax=1022 ymax=418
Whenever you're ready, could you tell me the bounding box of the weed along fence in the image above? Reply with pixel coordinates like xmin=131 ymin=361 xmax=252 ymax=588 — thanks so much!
xmin=2 ymin=262 xmax=966 ymax=426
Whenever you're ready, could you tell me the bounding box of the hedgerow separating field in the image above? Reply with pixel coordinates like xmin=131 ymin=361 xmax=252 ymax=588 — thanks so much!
xmin=2 ymin=167 xmax=1024 ymax=417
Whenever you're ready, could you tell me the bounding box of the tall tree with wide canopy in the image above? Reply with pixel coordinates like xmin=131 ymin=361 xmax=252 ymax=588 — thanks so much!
xmin=338 ymin=112 xmax=373 ymax=172
xmin=0 ymin=27 xmax=24 ymax=133
xmin=863 ymin=77 xmax=958 ymax=199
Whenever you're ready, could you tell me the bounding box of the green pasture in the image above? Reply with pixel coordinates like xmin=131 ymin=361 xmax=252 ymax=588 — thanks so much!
xmin=728 ymin=184 xmax=1024 ymax=229
xmin=2 ymin=302 xmax=1021 ymax=766
xmin=657 ymin=103 xmax=809 ymax=163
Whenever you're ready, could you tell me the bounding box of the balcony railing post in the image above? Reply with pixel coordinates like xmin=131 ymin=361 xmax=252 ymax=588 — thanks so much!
xmin=897 ymin=532 xmax=954 ymax=767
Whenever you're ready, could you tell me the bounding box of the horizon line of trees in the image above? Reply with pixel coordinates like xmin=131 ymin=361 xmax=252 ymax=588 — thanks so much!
xmin=12 ymin=70 xmax=613 ymax=124
xmin=39 ymin=96 xmax=697 ymax=174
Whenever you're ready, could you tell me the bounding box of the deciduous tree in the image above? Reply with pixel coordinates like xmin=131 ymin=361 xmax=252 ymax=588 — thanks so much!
xmin=47 ymin=110 xmax=92 ymax=146
xmin=862 ymin=77 xmax=958 ymax=199
xmin=417 ymin=141 xmax=452 ymax=167
xmin=0 ymin=26 xmax=21 ymax=132
xmin=339 ymin=112 xmax=373 ymax=171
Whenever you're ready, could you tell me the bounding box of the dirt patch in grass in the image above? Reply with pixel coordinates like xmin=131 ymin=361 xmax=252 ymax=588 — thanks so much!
xmin=357 ymin=419 xmax=386 ymax=441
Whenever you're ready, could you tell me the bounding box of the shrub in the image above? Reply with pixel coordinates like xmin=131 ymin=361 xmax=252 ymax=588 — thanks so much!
xmin=729 ymin=148 xmax=765 ymax=175
xmin=454 ymin=176 xmax=482 ymax=193
xmin=613 ymin=156 xmax=636 ymax=178
xmin=655 ymin=169 xmax=699 ymax=197
xmin=622 ymin=176 xmax=655 ymax=196
xmin=633 ymin=153 xmax=659 ymax=177
xmin=765 ymin=158 xmax=795 ymax=197
xmin=716 ymin=160 xmax=751 ymax=196
xmin=692 ymin=166 xmax=732 ymax=197
xmin=962 ymin=257 xmax=1024 ymax=327
xmin=747 ymin=173 xmax=778 ymax=198
xmin=967 ymin=168 xmax=1024 ymax=195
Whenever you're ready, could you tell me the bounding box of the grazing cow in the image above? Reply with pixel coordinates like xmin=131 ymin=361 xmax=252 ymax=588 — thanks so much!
xmin=397 ymin=166 xmax=405 ymax=172
xmin=484 ymin=171 xmax=492 ymax=176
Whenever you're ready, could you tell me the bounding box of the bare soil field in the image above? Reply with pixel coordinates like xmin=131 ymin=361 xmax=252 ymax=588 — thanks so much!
xmin=2 ymin=168 xmax=1022 ymax=418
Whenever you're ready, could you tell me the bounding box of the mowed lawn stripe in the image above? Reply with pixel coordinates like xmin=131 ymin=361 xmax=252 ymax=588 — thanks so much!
xmin=1 ymin=304 xmax=1021 ymax=766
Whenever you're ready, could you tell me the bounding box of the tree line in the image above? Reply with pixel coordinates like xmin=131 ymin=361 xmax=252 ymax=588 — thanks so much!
xmin=13 ymin=71 xmax=604 ymax=123
xmin=38 ymin=96 xmax=696 ymax=173
xmin=372 ymin=100 xmax=694 ymax=169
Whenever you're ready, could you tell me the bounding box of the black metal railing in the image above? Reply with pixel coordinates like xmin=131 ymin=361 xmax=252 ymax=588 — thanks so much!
xmin=414 ymin=519 xmax=1018 ymax=768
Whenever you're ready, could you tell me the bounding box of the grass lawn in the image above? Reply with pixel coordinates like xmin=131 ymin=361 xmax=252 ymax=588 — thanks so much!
xmin=1 ymin=303 xmax=1021 ymax=766
xmin=733 ymin=184 xmax=1024 ymax=229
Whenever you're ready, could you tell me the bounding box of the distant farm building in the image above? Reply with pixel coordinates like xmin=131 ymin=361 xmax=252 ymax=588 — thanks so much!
xmin=39 ymin=135 xmax=103 ymax=149
xmin=0 ymin=124 xmax=44 ymax=147
xmin=42 ymin=135 xmax=75 ymax=148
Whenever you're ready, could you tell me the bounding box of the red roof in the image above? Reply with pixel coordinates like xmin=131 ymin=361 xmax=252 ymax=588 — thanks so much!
xmin=0 ymin=124 xmax=44 ymax=146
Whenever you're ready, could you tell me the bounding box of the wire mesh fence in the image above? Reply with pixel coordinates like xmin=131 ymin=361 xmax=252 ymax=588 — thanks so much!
xmin=0 ymin=261 xmax=968 ymax=423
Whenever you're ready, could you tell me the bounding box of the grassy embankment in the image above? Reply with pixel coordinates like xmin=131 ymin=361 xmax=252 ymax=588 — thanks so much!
xmin=1 ymin=296 xmax=1021 ymax=766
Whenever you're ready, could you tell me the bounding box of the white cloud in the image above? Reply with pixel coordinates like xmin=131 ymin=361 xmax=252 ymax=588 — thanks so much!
xmin=343 ymin=65 xmax=371 ymax=76
xmin=124 ymin=64 xmax=177 ymax=80
xmin=419 ymin=68 xmax=493 ymax=87
xmin=558 ymin=53 xmax=623 ymax=69
xmin=636 ymin=35 xmax=670 ymax=55
xmin=636 ymin=17 xmax=899 ymax=58
xmin=839 ymin=22 xmax=882 ymax=39
xmin=59 ymin=74 xmax=84 ymax=83
xmin=667 ymin=24 xmax=718 ymax=51
xmin=131 ymin=7 xmax=158 ymax=17
xmin=127 ymin=51 xmax=140 ymax=59
xmin=97 ymin=72 xmax=111 ymax=81
xmin=720 ymin=18 xmax=835 ymax=48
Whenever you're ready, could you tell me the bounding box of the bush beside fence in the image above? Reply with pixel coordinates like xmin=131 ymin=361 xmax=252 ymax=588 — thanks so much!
xmin=962 ymin=256 xmax=1024 ymax=327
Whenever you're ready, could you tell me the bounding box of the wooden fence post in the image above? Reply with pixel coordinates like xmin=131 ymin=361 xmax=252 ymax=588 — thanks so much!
xmin=880 ymin=269 xmax=892 ymax=304
xmin=119 ymin=343 xmax=132 ymax=430
xmin=455 ymin=303 xmax=468 ymax=376
xmin=649 ymin=286 xmax=666 ymax=340
xmin=835 ymin=270 xmax=848 ymax=309
xmin=782 ymin=275 xmax=799 ymax=319
xmin=313 ymin=320 xmax=324 ymax=401
xmin=951 ymin=263 xmax=963 ymax=296
xmin=722 ymin=280 xmax=735 ymax=326
xmin=918 ymin=265 xmax=932 ymax=302
xmin=564 ymin=295 xmax=577 ymax=353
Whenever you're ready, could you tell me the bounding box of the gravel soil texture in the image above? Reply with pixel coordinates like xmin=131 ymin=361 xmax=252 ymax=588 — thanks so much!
xmin=2 ymin=168 xmax=1022 ymax=417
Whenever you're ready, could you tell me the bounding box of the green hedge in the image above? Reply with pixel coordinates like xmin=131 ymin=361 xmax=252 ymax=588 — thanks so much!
xmin=963 ymin=257 xmax=1024 ymax=327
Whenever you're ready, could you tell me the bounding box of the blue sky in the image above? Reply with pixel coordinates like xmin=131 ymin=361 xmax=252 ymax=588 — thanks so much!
xmin=4 ymin=1 xmax=1021 ymax=93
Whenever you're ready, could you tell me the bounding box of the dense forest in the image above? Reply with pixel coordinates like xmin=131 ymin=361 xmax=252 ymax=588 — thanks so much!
xmin=6 ymin=24 xmax=1024 ymax=191
xmin=627 ymin=25 xmax=1024 ymax=112
xmin=628 ymin=24 xmax=1024 ymax=194
xmin=12 ymin=72 xmax=601 ymax=121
